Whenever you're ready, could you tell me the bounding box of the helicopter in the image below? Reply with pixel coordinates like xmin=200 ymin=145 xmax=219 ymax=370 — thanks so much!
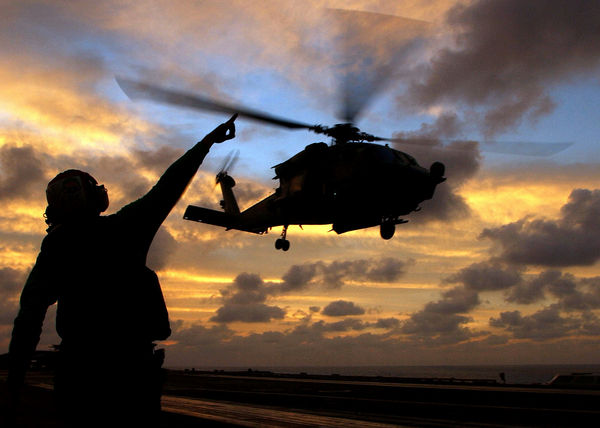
xmin=116 ymin=77 xmax=570 ymax=251
xmin=188 ymin=122 xmax=445 ymax=251
xmin=117 ymin=78 xmax=446 ymax=251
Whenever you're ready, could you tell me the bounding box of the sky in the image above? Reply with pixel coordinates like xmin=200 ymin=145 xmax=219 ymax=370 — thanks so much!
xmin=1 ymin=0 xmax=600 ymax=368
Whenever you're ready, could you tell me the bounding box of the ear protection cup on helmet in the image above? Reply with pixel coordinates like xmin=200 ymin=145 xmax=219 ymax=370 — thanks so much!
xmin=95 ymin=184 xmax=109 ymax=213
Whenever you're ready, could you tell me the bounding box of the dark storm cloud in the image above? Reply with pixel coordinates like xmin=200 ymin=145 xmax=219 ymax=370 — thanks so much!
xmin=278 ymin=257 xmax=409 ymax=291
xmin=322 ymin=300 xmax=365 ymax=317
xmin=481 ymin=189 xmax=600 ymax=267
xmin=0 ymin=145 xmax=46 ymax=201
xmin=407 ymin=0 xmax=600 ymax=135
xmin=210 ymin=272 xmax=286 ymax=323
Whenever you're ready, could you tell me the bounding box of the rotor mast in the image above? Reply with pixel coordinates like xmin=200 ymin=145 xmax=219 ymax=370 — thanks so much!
xmin=310 ymin=123 xmax=386 ymax=145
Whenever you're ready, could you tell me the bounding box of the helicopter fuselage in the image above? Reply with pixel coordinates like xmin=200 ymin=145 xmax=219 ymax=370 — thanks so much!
xmin=184 ymin=142 xmax=445 ymax=247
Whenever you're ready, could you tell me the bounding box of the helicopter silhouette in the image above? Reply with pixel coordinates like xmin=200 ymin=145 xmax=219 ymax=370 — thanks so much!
xmin=116 ymin=10 xmax=571 ymax=251
xmin=117 ymin=77 xmax=445 ymax=251
xmin=199 ymin=126 xmax=445 ymax=252
xmin=117 ymin=77 xmax=568 ymax=251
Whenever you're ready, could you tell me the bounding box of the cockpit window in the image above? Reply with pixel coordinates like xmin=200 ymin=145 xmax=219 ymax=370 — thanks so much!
xmin=391 ymin=149 xmax=417 ymax=165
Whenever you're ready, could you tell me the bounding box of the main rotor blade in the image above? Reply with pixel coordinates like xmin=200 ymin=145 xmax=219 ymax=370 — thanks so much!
xmin=116 ymin=77 xmax=315 ymax=130
xmin=328 ymin=9 xmax=431 ymax=123
xmin=390 ymin=137 xmax=573 ymax=156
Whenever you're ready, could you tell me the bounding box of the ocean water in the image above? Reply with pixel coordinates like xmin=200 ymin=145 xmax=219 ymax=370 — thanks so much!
xmin=182 ymin=364 xmax=600 ymax=385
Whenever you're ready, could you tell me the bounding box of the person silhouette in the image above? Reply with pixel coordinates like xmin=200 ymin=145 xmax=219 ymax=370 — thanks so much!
xmin=7 ymin=114 xmax=237 ymax=427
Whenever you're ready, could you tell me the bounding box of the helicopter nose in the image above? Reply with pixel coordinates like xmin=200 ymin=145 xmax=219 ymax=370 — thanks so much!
xmin=430 ymin=162 xmax=446 ymax=183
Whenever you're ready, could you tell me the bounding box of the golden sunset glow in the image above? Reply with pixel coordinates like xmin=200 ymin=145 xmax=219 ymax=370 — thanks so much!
xmin=1 ymin=0 xmax=599 ymax=368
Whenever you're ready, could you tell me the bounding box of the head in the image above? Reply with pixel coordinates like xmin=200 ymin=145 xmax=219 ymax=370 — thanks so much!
xmin=45 ymin=169 xmax=109 ymax=227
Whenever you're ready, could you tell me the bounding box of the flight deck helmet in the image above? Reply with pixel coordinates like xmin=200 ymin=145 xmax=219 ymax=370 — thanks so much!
xmin=45 ymin=169 xmax=109 ymax=226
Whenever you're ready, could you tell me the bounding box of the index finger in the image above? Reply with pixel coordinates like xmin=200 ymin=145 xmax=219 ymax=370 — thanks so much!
xmin=227 ymin=113 xmax=238 ymax=124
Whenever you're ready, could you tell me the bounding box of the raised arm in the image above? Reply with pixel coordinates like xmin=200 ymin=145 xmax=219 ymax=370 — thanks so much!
xmin=117 ymin=114 xmax=237 ymax=239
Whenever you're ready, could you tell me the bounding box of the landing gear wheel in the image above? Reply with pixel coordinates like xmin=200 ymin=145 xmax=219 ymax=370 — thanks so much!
xmin=275 ymin=225 xmax=290 ymax=251
xmin=275 ymin=238 xmax=290 ymax=251
xmin=380 ymin=222 xmax=395 ymax=240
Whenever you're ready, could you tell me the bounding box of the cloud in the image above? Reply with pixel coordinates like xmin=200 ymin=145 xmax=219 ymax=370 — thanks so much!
xmin=505 ymin=274 xmax=548 ymax=305
xmin=399 ymin=185 xmax=600 ymax=345
xmin=392 ymin=114 xmax=481 ymax=223
xmin=210 ymin=273 xmax=286 ymax=323
xmin=222 ymin=273 xmax=268 ymax=304
xmin=481 ymin=189 xmax=600 ymax=267
xmin=170 ymin=322 xmax=234 ymax=346
xmin=406 ymin=0 xmax=600 ymax=135
xmin=211 ymin=303 xmax=286 ymax=324
xmin=278 ymin=257 xmax=409 ymax=291
xmin=322 ymin=300 xmax=365 ymax=316
xmin=0 ymin=267 xmax=27 ymax=324
xmin=489 ymin=306 xmax=582 ymax=340
xmin=507 ymin=270 xmax=600 ymax=310
xmin=0 ymin=145 xmax=47 ymax=201
xmin=425 ymin=286 xmax=480 ymax=315
xmin=280 ymin=264 xmax=320 ymax=292
xmin=402 ymin=311 xmax=473 ymax=339
xmin=312 ymin=318 xmax=367 ymax=332
xmin=133 ymin=146 xmax=183 ymax=176
xmin=0 ymin=266 xmax=25 ymax=295
xmin=444 ymin=261 xmax=522 ymax=291
xmin=147 ymin=226 xmax=178 ymax=271
xmin=400 ymin=284 xmax=480 ymax=343
xmin=373 ymin=317 xmax=401 ymax=329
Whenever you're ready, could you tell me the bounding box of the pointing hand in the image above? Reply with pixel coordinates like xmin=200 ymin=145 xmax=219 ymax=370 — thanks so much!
xmin=209 ymin=113 xmax=237 ymax=143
